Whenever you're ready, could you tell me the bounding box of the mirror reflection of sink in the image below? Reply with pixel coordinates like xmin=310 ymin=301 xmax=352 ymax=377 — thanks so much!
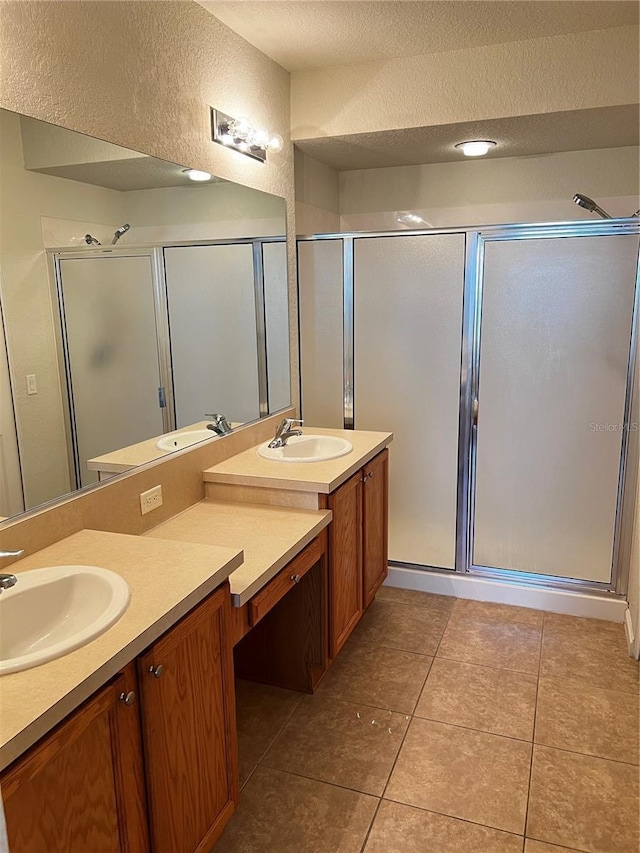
xmin=257 ymin=434 xmax=353 ymax=463
xmin=0 ymin=565 xmax=130 ymax=675
xmin=156 ymin=429 xmax=213 ymax=452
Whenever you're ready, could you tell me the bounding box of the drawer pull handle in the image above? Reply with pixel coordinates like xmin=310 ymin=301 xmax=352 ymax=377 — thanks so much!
xmin=119 ymin=691 xmax=136 ymax=706
xmin=290 ymin=573 xmax=302 ymax=584
xmin=149 ymin=664 xmax=164 ymax=679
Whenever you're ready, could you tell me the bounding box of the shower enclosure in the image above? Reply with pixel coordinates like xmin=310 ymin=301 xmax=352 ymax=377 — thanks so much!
xmin=51 ymin=237 xmax=289 ymax=488
xmin=297 ymin=219 xmax=639 ymax=595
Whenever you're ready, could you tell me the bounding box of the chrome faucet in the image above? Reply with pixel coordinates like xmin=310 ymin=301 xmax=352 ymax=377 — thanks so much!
xmin=0 ymin=549 xmax=23 ymax=594
xmin=205 ymin=413 xmax=233 ymax=436
xmin=268 ymin=418 xmax=303 ymax=449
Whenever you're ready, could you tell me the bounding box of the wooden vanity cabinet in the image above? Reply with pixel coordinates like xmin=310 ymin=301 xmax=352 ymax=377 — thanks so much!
xmin=1 ymin=583 xmax=237 ymax=853
xmin=362 ymin=449 xmax=389 ymax=608
xmin=322 ymin=448 xmax=389 ymax=658
xmin=2 ymin=663 xmax=149 ymax=853
xmin=323 ymin=469 xmax=363 ymax=658
xmin=137 ymin=583 xmax=238 ymax=853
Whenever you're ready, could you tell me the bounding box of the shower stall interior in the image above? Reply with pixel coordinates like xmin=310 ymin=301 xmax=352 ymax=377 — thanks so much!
xmin=297 ymin=219 xmax=640 ymax=596
xmin=51 ymin=237 xmax=289 ymax=489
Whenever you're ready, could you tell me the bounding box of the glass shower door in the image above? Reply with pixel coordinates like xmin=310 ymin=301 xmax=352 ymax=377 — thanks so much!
xmin=354 ymin=233 xmax=466 ymax=569
xmin=163 ymin=244 xmax=260 ymax=427
xmin=58 ymin=253 xmax=166 ymax=488
xmin=471 ymin=233 xmax=639 ymax=584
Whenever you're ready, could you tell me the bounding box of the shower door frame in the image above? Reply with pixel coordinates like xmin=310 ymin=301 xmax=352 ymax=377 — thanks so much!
xmin=297 ymin=218 xmax=640 ymax=597
xmin=49 ymin=246 xmax=170 ymax=491
xmin=49 ymin=236 xmax=287 ymax=490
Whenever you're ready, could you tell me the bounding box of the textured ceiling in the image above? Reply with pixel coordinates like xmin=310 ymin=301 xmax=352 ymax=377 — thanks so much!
xmin=293 ymin=105 xmax=640 ymax=171
xmin=199 ymin=0 xmax=638 ymax=71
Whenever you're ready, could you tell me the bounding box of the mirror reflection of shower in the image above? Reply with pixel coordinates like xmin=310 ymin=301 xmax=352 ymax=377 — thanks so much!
xmin=573 ymin=194 xmax=640 ymax=220
xmin=111 ymin=223 xmax=130 ymax=244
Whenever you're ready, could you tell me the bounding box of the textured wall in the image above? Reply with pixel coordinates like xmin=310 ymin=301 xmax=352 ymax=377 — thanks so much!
xmin=338 ymin=147 xmax=640 ymax=230
xmin=0 ymin=0 xmax=299 ymax=408
xmin=294 ymin=149 xmax=340 ymax=234
xmin=291 ymin=26 xmax=639 ymax=139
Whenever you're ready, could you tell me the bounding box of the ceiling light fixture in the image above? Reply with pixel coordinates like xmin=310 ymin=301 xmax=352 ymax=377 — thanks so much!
xmin=454 ymin=140 xmax=497 ymax=157
xmin=183 ymin=168 xmax=212 ymax=182
xmin=211 ymin=108 xmax=284 ymax=163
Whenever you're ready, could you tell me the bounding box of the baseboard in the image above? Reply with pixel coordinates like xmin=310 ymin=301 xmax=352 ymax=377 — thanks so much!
xmin=624 ymin=608 xmax=637 ymax=657
xmin=385 ymin=566 xmax=628 ymax=623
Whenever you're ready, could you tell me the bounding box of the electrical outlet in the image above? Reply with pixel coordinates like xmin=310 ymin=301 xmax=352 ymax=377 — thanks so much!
xmin=140 ymin=485 xmax=163 ymax=515
xmin=26 ymin=374 xmax=37 ymax=395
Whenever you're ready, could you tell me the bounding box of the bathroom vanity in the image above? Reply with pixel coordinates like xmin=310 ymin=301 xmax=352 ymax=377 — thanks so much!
xmin=0 ymin=427 xmax=392 ymax=853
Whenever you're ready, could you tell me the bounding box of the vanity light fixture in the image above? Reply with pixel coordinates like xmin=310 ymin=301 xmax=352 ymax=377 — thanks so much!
xmin=211 ymin=108 xmax=284 ymax=163
xmin=454 ymin=140 xmax=497 ymax=157
xmin=183 ymin=168 xmax=212 ymax=182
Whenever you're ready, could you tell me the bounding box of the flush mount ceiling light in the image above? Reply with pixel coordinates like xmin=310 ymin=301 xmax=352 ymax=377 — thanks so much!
xmin=211 ymin=108 xmax=283 ymax=163
xmin=183 ymin=168 xmax=212 ymax=182
xmin=454 ymin=140 xmax=497 ymax=157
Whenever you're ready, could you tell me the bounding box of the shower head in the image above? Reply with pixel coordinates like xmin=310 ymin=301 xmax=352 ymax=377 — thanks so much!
xmin=111 ymin=223 xmax=131 ymax=244
xmin=572 ymin=194 xmax=613 ymax=220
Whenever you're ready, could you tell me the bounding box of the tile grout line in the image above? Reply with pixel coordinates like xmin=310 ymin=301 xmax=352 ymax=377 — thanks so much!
xmin=378 ymin=603 xmax=456 ymax=801
xmin=435 ymin=650 xmax=539 ymax=678
xmin=379 ymin=793 xmax=530 ymax=840
xmin=410 ymin=713 xmax=535 ymax=745
xmin=380 ymin=592 xmax=546 ymax=630
xmin=522 ymin=610 xmax=545 ymax=842
xmin=357 ymin=796 xmax=384 ymax=853
xmin=530 ymin=740 xmax=640 ymax=769
xmin=240 ymin=686 xmax=306 ymax=788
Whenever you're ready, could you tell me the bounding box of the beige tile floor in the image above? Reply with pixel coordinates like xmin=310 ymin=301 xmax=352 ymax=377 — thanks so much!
xmin=213 ymin=589 xmax=640 ymax=853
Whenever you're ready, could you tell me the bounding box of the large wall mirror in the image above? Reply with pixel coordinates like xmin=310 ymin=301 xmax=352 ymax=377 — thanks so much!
xmin=0 ymin=108 xmax=290 ymax=521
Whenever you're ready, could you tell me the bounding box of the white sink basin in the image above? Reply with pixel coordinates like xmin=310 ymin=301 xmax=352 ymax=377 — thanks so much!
xmin=157 ymin=429 xmax=212 ymax=451
xmin=0 ymin=565 xmax=130 ymax=675
xmin=257 ymin=434 xmax=353 ymax=463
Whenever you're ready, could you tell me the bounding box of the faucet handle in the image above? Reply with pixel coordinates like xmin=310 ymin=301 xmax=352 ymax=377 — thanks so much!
xmin=285 ymin=418 xmax=304 ymax=427
xmin=0 ymin=549 xmax=24 ymax=559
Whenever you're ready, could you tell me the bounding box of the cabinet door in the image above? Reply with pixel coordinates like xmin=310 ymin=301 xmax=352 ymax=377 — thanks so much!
xmin=327 ymin=469 xmax=363 ymax=657
xmin=1 ymin=664 xmax=148 ymax=853
xmin=137 ymin=583 xmax=238 ymax=853
xmin=363 ymin=449 xmax=389 ymax=608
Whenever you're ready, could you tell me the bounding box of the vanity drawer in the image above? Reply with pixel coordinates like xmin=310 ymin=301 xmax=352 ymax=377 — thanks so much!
xmin=249 ymin=535 xmax=323 ymax=626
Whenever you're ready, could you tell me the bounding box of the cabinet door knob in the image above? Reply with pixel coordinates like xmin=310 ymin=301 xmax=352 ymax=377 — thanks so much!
xmin=119 ymin=690 xmax=136 ymax=706
xmin=361 ymin=471 xmax=373 ymax=482
xmin=149 ymin=664 xmax=164 ymax=679
xmin=290 ymin=573 xmax=301 ymax=584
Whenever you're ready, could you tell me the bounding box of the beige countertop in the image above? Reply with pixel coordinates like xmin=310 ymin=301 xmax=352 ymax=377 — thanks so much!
xmin=86 ymin=420 xmax=230 ymax=473
xmin=146 ymin=499 xmax=332 ymax=606
xmin=0 ymin=529 xmax=243 ymax=771
xmin=202 ymin=427 xmax=393 ymax=494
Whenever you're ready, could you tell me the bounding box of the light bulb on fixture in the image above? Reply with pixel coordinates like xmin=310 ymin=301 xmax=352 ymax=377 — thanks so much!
xmin=250 ymin=127 xmax=270 ymax=148
xmin=267 ymin=134 xmax=284 ymax=153
xmin=183 ymin=169 xmax=212 ymax=182
xmin=454 ymin=140 xmax=497 ymax=157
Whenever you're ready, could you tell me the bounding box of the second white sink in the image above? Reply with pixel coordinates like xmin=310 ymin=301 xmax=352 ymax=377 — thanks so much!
xmin=257 ymin=434 xmax=353 ymax=463
xmin=0 ymin=565 xmax=130 ymax=675
xmin=157 ymin=429 xmax=212 ymax=451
